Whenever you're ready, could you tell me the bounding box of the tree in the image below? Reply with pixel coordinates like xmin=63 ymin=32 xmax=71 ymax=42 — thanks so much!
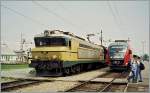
xmin=142 ymin=54 xmax=149 ymax=61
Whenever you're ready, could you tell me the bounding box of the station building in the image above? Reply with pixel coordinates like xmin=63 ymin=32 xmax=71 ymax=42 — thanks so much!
xmin=0 ymin=45 xmax=27 ymax=64
xmin=1 ymin=45 xmax=17 ymax=63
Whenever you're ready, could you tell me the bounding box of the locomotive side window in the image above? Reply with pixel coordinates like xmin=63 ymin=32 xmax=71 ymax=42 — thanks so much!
xmin=34 ymin=37 xmax=69 ymax=47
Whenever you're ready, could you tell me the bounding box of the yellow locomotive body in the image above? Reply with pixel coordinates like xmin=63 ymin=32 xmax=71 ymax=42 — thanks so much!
xmin=29 ymin=30 xmax=106 ymax=76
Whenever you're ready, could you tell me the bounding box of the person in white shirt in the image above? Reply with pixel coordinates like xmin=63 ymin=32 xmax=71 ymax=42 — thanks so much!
xmin=127 ymin=55 xmax=138 ymax=83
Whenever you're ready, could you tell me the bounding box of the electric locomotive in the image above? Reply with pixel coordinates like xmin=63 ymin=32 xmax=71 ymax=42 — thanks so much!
xmin=106 ymin=40 xmax=132 ymax=70
xmin=29 ymin=30 xmax=106 ymax=76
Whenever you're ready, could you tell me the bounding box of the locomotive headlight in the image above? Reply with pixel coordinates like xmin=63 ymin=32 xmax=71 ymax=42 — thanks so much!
xmin=52 ymin=55 xmax=57 ymax=60
xmin=34 ymin=56 xmax=39 ymax=59
xmin=110 ymin=56 xmax=113 ymax=58
xmin=58 ymin=56 xmax=61 ymax=59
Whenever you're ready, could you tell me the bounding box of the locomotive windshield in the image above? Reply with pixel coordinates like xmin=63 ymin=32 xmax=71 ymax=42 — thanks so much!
xmin=109 ymin=45 xmax=127 ymax=58
xmin=109 ymin=45 xmax=127 ymax=53
xmin=34 ymin=37 xmax=69 ymax=47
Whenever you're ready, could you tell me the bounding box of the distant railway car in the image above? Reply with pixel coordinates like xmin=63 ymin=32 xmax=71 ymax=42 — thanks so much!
xmin=29 ymin=30 xmax=106 ymax=76
xmin=106 ymin=40 xmax=132 ymax=70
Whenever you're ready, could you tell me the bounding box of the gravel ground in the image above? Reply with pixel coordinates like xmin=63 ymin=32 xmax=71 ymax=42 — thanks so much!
xmin=11 ymin=81 xmax=80 ymax=92
xmin=54 ymin=69 xmax=108 ymax=81
xmin=2 ymin=67 xmax=109 ymax=92
xmin=1 ymin=67 xmax=109 ymax=81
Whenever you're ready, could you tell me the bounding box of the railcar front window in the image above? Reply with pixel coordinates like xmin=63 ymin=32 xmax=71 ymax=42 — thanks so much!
xmin=109 ymin=45 xmax=127 ymax=58
xmin=34 ymin=37 xmax=68 ymax=47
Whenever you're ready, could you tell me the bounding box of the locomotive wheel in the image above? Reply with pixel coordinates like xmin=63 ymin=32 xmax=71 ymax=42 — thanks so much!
xmin=80 ymin=64 xmax=83 ymax=71
xmin=87 ymin=64 xmax=92 ymax=70
xmin=64 ymin=68 xmax=70 ymax=75
xmin=35 ymin=67 xmax=40 ymax=73
xmin=76 ymin=65 xmax=81 ymax=73
xmin=71 ymin=66 xmax=76 ymax=74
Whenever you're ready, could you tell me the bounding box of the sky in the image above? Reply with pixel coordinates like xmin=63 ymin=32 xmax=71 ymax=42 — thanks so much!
xmin=1 ymin=1 xmax=149 ymax=56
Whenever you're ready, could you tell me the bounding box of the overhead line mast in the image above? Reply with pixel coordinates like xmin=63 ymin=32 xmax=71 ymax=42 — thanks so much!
xmin=101 ymin=29 xmax=103 ymax=45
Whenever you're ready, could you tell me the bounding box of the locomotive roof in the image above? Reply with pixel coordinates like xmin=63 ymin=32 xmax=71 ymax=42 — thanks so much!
xmin=34 ymin=30 xmax=104 ymax=49
xmin=109 ymin=42 xmax=128 ymax=47
xmin=34 ymin=33 xmax=72 ymax=39
xmin=34 ymin=30 xmax=85 ymax=40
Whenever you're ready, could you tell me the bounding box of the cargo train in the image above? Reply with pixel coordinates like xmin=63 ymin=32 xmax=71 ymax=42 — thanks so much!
xmin=29 ymin=30 xmax=107 ymax=76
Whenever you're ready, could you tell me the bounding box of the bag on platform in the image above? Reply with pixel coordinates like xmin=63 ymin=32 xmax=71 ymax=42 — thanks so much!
xmin=140 ymin=62 xmax=145 ymax=70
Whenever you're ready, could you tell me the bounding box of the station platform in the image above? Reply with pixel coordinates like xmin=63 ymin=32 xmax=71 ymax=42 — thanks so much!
xmin=126 ymin=61 xmax=149 ymax=92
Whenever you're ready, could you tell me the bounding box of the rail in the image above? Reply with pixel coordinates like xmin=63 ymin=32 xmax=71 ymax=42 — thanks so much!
xmin=100 ymin=71 xmax=128 ymax=92
xmin=65 ymin=71 xmax=129 ymax=92
xmin=1 ymin=79 xmax=51 ymax=91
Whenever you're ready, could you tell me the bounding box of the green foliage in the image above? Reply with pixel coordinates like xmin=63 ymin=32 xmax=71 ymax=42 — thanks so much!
xmin=142 ymin=54 xmax=149 ymax=61
xmin=1 ymin=64 xmax=29 ymax=71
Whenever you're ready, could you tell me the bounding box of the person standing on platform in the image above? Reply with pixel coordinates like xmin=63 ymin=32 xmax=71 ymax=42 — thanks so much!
xmin=137 ymin=56 xmax=145 ymax=82
xmin=127 ymin=55 xmax=138 ymax=83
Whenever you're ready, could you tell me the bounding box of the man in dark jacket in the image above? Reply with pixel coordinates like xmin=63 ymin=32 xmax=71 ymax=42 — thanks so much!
xmin=137 ymin=56 xmax=144 ymax=82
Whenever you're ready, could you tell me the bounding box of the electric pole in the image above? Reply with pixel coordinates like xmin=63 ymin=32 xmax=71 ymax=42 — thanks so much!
xmin=100 ymin=29 xmax=103 ymax=45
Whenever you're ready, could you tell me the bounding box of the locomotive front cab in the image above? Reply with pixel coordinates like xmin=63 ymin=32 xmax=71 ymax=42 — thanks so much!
xmin=29 ymin=35 xmax=72 ymax=72
xmin=108 ymin=44 xmax=128 ymax=70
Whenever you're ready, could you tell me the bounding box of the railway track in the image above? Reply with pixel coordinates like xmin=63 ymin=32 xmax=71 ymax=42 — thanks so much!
xmin=100 ymin=79 xmax=127 ymax=92
xmin=65 ymin=71 xmax=129 ymax=92
xmin=1 ymin=70 xmax=129 ymax=92
xmin=1 ymin=79 xmax=52 ymax=92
